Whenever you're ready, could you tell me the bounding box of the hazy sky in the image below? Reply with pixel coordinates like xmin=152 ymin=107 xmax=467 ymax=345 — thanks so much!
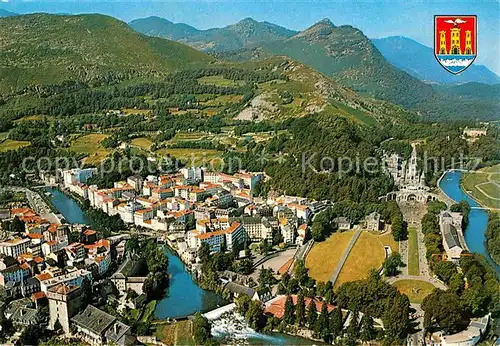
xmin=2 ymin=0 xmax=499 ymax=74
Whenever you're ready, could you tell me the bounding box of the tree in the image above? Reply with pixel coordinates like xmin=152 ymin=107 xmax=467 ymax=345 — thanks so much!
xmin=329 ymin=307 xmax=343 ymax=338
xmin=282 ymin=295 xmax=295 ymax=325
xmin=53 ymin=319 xmax=62 ymax=333
xmin=235 ymin=294 xmax=251 ymax=315
xmin=193 ymin=312 xmax=212 ymax=344
xmin=422 ymin=290 xmax=462 ymax=333
xmin=460 ymin=282 xmax=489 ymax=316
xmin=315 ymin=302 xmax=331 ymax=342
xmin=258 ymin=268 xmax=277 ymax=289
xmin=246 ymin=300 xmax=266 ymax=331
xmin=296 ymin=291 xmax=306 ymax=327
xmin=347 ymin=310 xmax=359 ymax=341
xmin=125 ymin=235 xmax=140 ymax=254
xmin=426 ymin=200 xmax=447 ymax=215
xmin=431 ymin=260 xmax=458 ymax=284
xmin=272 ymin=228 xmax=284 ymax=245
xmin=307 ymin=298 xmax=317 ymax=327
xmin=80 ymin=277 xmax=92 ymax=307
xmin=383 ymin=294 xmax=410 ymax=341
xmin=236 ymin=258 xmax=254 ymax=275
xmin=293 ymin=259 xmax=309 ymax=285
xmin=391 ymin=215 xmax=407 ymax=241
xmin=10 ymin=216 xmax=25 ymax=233
xmin=198 ymin=242 xmax=211 ymax=264
xmin=383 ymin=252 xmax=404 ymax=277
xmin=448 ymin=272 xmax=465 ymax=295
xmin=360 ymin=314 xmax=376 ymax=342
xmin=259 ymin=239 xmax=272 ymax=255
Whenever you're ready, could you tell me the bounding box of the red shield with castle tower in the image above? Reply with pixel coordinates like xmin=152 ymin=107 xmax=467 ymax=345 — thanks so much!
xmin=434 ymin=15 xmax=477 ymax=74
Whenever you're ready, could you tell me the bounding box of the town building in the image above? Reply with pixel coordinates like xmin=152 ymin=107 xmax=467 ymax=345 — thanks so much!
xmin=439 ymin=211 xmax=466 ymax=261
xmin=47 ymin=283 xmax=82 ymax=334
xmin=0 ymin=238 xmax=31 ymax=257
xmin=365 ymin=212 xmax=381 ymax=231
xmin=72 ymin=305 xmax=136 ymax=346
xmin=110 ymin=256 xmax=147 ymax=295
xmin=334 ymin=217 xmax=352 ymax=230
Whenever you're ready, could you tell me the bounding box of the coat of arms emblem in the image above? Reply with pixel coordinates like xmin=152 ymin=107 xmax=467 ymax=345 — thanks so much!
xmin=434 ymin=15 xmax=477 ymax=74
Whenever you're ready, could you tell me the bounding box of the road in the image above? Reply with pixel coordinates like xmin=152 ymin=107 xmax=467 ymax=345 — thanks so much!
xmin=7 ymin=186 xmax=60 ymax=223
xmin=407 ymin=303 xmax=425 ymax=346
xmin=400 ymin=236 xmax=409 ymax=276
xmin=386 ymin=275 xmax=447 ymax=290
xmin=329 ymin=228 xmax=362 ymax=285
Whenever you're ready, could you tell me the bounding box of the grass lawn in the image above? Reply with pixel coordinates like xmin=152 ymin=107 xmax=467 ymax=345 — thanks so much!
xmin=479 ymin=182 xmax=500 ymax=200
xmin=306 ymin=230 xmax=356 ymax=283
xmin=462 ymin=164 xmax=500 ymax=209
xmin=370 ymin=231 xmax=399 ymax=253
xmin=140 ymin=300 xmax=157 ymax=322
xmin=68 ymin=133 xmax=110 ymax=164
xmin=155 ymin=320 xmax=193 ymax=345
xmin=408 ymin=227 xmax=420 ymax=276
xmin=393 ymin=280 xmax=437 ymax=303
xmin=0 ymin=139 xmax=31 ymax=152
xmin=131 ymin=137 xmax=153 ymax=151
xmin=198 ymin=75 xmax=245 ymax=87
xmin=335 ymin=231 xmax=386 ymax=288
xmin=156 ymin=148 xmax=223 ymax=167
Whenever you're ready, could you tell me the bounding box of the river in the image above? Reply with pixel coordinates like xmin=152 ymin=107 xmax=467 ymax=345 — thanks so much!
xmin=439 ymin=170 xmax=500 ymax=277
xmin=43 ymin=187 xmax=91 ymax=225
xmin=154 ymin=247 xmax=227 ymax=319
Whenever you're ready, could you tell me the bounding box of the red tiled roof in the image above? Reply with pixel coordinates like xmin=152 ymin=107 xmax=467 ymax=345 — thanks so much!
xmin=264 ymin=295 xmax=336 ymax=319
xmin=36 ymin=273 xmax=52 ymax=281
xmin=32 ymin=291 xmax=46 ymax=300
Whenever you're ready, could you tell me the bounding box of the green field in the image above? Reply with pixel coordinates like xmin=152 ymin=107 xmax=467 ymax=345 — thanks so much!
xmin=155 ymin=320 xmax=194 ymax=345
xmin=393 ymin=280 xmax=436 ymax=303
xmin=306 ymin=230 xmax=356 ymax=283
xmin=336 ymin=232 xmax=386 ymax=288
xmin=197 ymin=75 xmax=245 ymax=87
xmin=68 ymin=133 xmax=110 ymax=164
xmin=408 ymin=227 xmax=420 ymax=276
xmin=130 ymin=137 xmax=153 ymax=151
xmin=156 ymin=148 xmax=223 ymax=167
xmin=462 ymin=164 xmax=500 ymax=209
xmin=0 ymin=139 xmax=31 ymax=152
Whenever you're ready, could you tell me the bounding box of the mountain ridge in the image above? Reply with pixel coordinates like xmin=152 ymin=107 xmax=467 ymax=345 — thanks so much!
xmin=0 ymin=13 xmax=213 ymax=94
xmin=0 ymin=9 xmax=17 ymax=17
xmin=372 ymin=36 xmax=500 ymax=85
xmin=129 ymin=16 xmax=298 ymax=52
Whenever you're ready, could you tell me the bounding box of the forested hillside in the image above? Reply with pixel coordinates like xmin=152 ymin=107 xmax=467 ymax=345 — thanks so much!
xmin=0 ymin=13 xmax=213 ymax=93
